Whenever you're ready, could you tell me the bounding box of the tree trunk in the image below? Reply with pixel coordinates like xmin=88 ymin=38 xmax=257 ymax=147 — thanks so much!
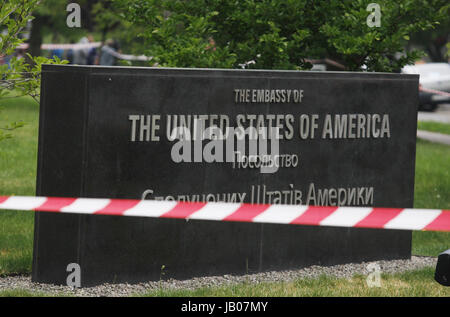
xmin=426 ymin=36 xmax=448 ymax=62
xmin=28 ymin=14 xmax=44 ymax=58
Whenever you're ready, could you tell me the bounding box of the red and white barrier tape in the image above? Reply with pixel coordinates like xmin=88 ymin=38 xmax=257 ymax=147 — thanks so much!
xmin=0 ymin=196 xmax=448 ymax=232
xmin=17 ymin=42 xmax=102 ymax=50
xmin=419 ymin=86 xmax=450 ymax=97
xmin=15 ymin=43 xmax=153 ymax=62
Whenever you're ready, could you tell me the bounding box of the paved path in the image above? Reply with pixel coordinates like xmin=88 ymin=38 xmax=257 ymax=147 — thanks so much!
xmin=418 ymin=104 xmax=450 ymax=123
xmin=417 ymin=130 xmax=450 ymax=146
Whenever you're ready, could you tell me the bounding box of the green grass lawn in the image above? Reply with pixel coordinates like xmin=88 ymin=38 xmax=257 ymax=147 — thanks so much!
xmin=417 ymin=121 xmax=450 ymax=135
xmin=0 ymin=96 xmax=38 ymax=196
xmin=412 ymin=137 xmax=450 ymax=256
xmin=0 ymin=289 xmax=52 ymax=297
xmin=0 ymin=97 xmax=449 ymax=296
xmin=139 ymin=267 xmax=449 ymax=297
xmin=0 ymin=96 xmax=38 ymax=276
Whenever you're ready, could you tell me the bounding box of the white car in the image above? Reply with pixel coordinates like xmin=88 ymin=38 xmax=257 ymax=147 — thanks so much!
xmin=402 ymin=63 xmax=450 ymax=111
xmin=402 ymin=63 xmax=450 ymax=92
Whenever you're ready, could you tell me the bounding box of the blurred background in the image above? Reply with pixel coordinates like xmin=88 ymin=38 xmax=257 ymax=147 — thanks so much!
xmin=1 ymin=0 xmax=449 ymax=113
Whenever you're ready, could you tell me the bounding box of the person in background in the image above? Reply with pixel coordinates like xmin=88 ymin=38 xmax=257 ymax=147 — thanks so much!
xmin=72 ymin=36 xmax=89 ymax=65
xmin=50 ymin=35 xmax=63 ymax=60
xmin=112 ymin=39 xmax=121 ymax=53
xmin=50 ymin=47 xmax=63 ymax=60
xmin=100 ymin=39 xmax=117 ymax=66
xmin=86 ymin=34 xmax=97 ymax=65
xmin=65 ymin=40 xmax=75 ymax=64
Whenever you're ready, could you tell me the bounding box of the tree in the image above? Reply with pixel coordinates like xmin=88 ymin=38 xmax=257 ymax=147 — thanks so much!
xmin=114 ymin=0 xmax=450 ymax=71
xmin=27 ymin=0 xmax=87 ymax=58
xmin=0 ymin=0 xmax=65 ymax=142
xmin=410 ymin=19 xmax=450 ymax=62
xmin=25 ymin=0 xmax=145 ymax=63
xmin=92 ymin=0 xmax=147 ymax=58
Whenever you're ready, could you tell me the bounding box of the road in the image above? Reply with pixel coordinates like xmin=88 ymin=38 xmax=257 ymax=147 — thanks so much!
xmin=418 ymin=103 xmax=450 ymax=123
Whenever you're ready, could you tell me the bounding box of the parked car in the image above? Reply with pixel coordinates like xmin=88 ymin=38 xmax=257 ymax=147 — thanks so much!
xmin=402 ymin=63 xmax=450 ymax=111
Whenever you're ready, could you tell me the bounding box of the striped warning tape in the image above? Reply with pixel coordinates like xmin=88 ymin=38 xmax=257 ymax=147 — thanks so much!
xmin=15 ymin=42 xmax=153 ymax=62
xmin=419 ymin=86 xmax=450 ymax=97
xmin=0 ymin=195 xmax=448 ymax=232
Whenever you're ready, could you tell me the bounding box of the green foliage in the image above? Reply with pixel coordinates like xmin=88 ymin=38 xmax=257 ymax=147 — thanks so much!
xmin=0 ymin=0 xmax=67 ymax=142
xmin=1 ymin=54 xmax=67 ymax=102
xmin=114 ymin=0 xmax=450 ymax=71
xmin=0 ymin=0 xmax=38 ymax=56
xmin=92 ymin=0 xmax=148 ymax=61
xmin=0 ymin=111 xmax=24 ymax=142
xmin=410 ymin=4 xmax=450 ymax=62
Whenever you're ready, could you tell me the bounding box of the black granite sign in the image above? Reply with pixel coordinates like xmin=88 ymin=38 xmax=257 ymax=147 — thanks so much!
xmin=33 ymin=65 xmax=419 ymax=286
